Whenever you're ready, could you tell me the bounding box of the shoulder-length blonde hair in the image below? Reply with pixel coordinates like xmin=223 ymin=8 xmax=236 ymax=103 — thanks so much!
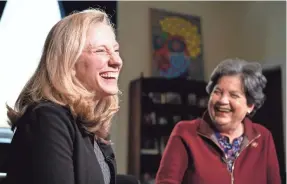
xmin=7 ymin=8 xmax=119 ymax=139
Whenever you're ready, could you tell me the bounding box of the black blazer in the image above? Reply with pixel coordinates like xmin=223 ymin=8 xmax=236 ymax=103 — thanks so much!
xmin=1 ymin=101 xmax=116 ymax=184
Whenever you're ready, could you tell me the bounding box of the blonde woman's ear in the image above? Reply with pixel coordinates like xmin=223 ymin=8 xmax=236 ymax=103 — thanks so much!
xmin=72 ymin=68 xmax=76 ymax=76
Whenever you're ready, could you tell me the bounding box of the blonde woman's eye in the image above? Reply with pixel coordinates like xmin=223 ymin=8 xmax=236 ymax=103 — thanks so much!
xmin=95 ymin=49 xmax=105 ymax=53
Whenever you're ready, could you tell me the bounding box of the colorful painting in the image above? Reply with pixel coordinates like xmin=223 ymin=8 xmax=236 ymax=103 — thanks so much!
xmin=150 ymin=8 xmax=204 ymax=79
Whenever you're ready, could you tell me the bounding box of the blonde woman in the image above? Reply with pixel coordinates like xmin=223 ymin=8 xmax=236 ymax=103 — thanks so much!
xmin=2 ymin=8 xmax=122 ymax=184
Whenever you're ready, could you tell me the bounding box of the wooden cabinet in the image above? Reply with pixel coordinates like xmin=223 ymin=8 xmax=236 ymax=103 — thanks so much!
xmin=127 ymin=77 xmax=208 ymax=182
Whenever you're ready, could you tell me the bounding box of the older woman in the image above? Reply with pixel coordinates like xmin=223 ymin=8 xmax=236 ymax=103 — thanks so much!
xmin=2 ymin=8 xmax=122 ymax=184
xmin=155 ymin=59 xmax=281 ymax=184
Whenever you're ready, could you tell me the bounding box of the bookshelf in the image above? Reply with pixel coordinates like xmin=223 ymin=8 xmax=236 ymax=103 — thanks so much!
xmin=127 ymin=77 xmax=208 ymax=182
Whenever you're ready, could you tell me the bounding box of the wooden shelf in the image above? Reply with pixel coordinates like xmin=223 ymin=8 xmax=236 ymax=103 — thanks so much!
xmin=142 ymin=103 xmax=205 ymax=116
xmin=140 ymin=154 xmax=162 ymax=174
xmin=128 ymin=77 xmax=208 ymax=180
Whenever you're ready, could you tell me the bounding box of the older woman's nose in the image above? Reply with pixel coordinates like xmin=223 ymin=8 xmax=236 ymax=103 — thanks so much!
xmin=218 ymin=94 xmax=229 ymax=104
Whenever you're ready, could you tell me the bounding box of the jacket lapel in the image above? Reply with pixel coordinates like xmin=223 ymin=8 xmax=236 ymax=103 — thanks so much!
xmin=197 ymin=111 xmax=261 ymax=149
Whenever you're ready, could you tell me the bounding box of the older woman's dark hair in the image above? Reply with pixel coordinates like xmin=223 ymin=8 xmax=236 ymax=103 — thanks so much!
xmin=206 ymin=58 xmax=267 ymax=117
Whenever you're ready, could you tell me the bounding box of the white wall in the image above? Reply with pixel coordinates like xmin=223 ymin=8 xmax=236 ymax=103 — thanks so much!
xmin=113 ymin=1 xmax=286 ymax=174
xmin=114 ymin=1 xmax=245 ymax=174
xmin=238 ymin=2 xmax=286 ymax=61
xmin=238 ymin=1 xmax=286 ymax=167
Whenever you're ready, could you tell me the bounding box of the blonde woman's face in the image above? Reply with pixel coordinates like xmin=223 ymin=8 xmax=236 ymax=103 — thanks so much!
xmin=75 ymin=23 xmax=122 ymax=96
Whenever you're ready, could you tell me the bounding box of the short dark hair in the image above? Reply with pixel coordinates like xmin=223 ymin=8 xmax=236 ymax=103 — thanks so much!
xmin=206 ymin=58 xmax=267 ymax=117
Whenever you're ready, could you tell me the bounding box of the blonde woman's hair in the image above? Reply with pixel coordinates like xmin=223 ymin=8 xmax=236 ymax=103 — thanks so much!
xmin=7 ymin=8 xmax=119 ymax=139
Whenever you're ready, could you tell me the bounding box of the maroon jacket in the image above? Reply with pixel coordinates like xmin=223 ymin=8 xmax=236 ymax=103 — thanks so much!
xmin=155 ymin=113 xmax=281 ymax=184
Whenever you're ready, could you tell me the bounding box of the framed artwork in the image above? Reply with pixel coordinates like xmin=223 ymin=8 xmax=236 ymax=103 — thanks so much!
xmin=150 ymin=8 xmax=204 ymax=80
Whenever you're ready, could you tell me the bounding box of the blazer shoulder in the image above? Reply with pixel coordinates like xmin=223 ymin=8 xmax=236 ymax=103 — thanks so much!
xmin=27 ymin=101 xmax=73 ymax=122
xmin=31 ymin=101 xmax=71 ymax=116
xmin=16 ymin=101 xmax=76 ymax=138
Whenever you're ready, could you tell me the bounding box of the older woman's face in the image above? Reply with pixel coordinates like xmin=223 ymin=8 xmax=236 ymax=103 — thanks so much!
xmin=208 ymin=75 xmax=254 ymax=129
xmin=75 ymin=23 xmax=122 ymax=96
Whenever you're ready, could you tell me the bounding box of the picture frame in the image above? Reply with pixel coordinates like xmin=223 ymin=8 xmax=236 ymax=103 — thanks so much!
xmin=150 ymin=8 xmax=204 ymax=79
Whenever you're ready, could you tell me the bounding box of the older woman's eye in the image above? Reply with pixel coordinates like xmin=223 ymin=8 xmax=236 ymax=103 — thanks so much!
xmin=230 ymin=94 xmax=239 ymax=98
xmin=213 ymin=90 xmax=221 ymax=95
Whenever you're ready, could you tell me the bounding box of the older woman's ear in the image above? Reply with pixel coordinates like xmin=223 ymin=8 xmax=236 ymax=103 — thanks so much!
xmin=247 ymin=104 xmax=255 ymax=115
